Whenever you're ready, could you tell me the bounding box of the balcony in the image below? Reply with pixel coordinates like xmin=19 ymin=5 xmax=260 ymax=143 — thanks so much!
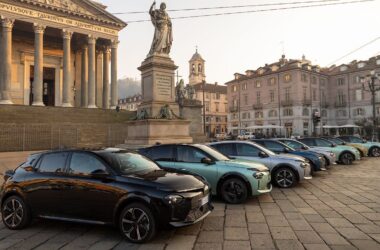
xmin=229 ymin=106 xmax=239 ymax=113
xmin=335 ymin=102 xmax=347 ymax=108
xmin=252 ymin=103 xmax=263 ymax=110
xmin=281 ymin=100 xmax=293 ymax=107
xmin=302 ymin=99 xmax=312 ymax=106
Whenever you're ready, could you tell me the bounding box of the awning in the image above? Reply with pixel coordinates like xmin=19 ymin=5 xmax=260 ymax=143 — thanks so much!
xmin=246 ymin=125 xmax=285 ymax=130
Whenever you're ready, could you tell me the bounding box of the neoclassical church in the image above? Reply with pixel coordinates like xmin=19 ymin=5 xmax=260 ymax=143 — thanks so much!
xmin=0 ymin=0 xmax=126 ymax=108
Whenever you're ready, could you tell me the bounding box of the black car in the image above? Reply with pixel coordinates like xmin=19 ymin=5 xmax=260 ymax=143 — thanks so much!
xmin=0 ymin=149 xmax=212 ymax=243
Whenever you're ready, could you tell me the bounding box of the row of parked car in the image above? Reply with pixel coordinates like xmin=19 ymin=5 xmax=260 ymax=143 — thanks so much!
xmin=1 ymin=136 xmax=378 ymax=243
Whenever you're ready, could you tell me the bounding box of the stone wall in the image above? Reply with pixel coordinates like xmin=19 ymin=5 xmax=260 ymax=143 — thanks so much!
xmin=0 ymin=105 xmax=134 ymax=152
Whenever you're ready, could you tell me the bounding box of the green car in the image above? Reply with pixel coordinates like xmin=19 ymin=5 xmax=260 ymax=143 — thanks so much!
xmin=139 ymin=144 xmax=272 ymax=204
xmin=339 ymin=136 xmax=380 ymax=157
xmin=298 ymin=138 xmax=361 ymax=165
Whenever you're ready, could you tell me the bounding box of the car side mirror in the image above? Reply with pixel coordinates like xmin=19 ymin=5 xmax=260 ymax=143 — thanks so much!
xmin=201 ymin=157 xmax=214 ymax=165
xmin=331 ymin=143 xmax=337 ymax=147
xmin=91 ymin=170 xmax=113 ymax=180
xmin=23 ymin=166 xmax=35 ymax=172
xmin=302 ymin=146 xmax=308 ymax=150
xmin=283 ymin=148 xmax=290 ymax=153
xmin=363 ymin=139 xmax=367 ymax=143
xmin=258 ymin=151 xmax=268 ymax=158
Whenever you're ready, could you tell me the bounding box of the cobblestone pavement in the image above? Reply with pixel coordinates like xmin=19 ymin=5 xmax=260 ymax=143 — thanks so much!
xmin=0 ymin=154 xmax=380 ymax=249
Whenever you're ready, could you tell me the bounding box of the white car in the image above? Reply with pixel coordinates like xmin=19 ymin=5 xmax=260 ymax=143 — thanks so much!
xmin=238 ymin=132 xmax=255 ymax=140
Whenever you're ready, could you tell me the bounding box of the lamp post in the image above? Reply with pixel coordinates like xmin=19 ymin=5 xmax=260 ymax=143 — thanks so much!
xmin=361 ymin=70 xmax=380 ymax=141
xmin=202 ymin=80 xmax=206 ymax=136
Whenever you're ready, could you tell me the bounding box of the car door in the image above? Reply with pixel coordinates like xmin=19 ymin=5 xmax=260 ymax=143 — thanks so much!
xmin=174 ymin=145 xmax=218 ymax=189
xmin=262 ymin=141 xmax=286 ymax=154
xmin=211 ymin=143 xmax=237 ymax=158
xmin=235 ymin=143 xmax=272 ymax=166
xmin=145 ymin=145 xmax=176 ymax=170
xmin=24 ymin=152 xmax=69 ymax=217
xmin=299 ymin=138 xmax=316 ymax=147
xmin=59 ymin=152 xmax=119 ymax=222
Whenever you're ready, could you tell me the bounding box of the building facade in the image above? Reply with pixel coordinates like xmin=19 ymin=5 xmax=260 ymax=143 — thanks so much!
xmin=188 ymin=49 xmax=228 ymax=137
xmin=118 ymin=94 xmax=142 ymax=111
xmin=0 ymin=0 xmax=126 ymax=109
xmin=226 ymin=55 xmax=380 ymax=137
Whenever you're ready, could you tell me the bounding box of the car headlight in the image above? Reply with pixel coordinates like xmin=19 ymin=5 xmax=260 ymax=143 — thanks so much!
xmin=330 ymin=152 xmax=335 ymax=157
xmin=164 ymin=195 xmax=184 ymax=205
xmin=300 ymin=162 xmax=308 ymax=168
xmin=254 ymin=172 xmax=264 ymax=179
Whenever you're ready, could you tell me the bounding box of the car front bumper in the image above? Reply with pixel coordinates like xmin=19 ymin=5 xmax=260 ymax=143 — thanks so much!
xmin=169 ymin=203 xmax=213 ymax=227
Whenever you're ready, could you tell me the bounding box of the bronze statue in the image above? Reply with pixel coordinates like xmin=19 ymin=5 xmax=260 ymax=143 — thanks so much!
xmin=149 ymin=1 xmax=173 ymax=56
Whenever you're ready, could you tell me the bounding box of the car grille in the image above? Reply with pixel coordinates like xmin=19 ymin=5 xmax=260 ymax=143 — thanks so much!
xmin=185 ymin=203 xmax=210 ymax=223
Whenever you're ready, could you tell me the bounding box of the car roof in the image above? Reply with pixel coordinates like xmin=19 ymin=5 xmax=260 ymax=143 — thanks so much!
xmin=30 ymin=148 xmax=134 ymax=156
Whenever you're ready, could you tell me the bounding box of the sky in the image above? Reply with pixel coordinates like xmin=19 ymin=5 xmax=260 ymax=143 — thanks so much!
xmin=99 ymin=0 xmax=380 ymax=84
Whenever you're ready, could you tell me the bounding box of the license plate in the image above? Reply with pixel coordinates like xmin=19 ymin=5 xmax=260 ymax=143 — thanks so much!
xmin=200 ymin=195 xmax=209 ymax=206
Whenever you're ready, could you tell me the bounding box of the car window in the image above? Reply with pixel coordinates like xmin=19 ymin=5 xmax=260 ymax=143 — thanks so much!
xmin=213 ymin=143 xmax=235 ymax=156
xmin=177 ymin=146 xmax=208 ymax=163
xmin=236 ymin=144 xmax=260 ymax=157
xmin=263 ymin=141 xmax=285 ymax=152
xmin=38 ymin=152 xmax=68 ymax=173
xmin=148 ymin=146 xmax=175 ymax=161
xmin=299 ymin=138 xmax=315 ymax=146
xmin=69 ymin=153 xmax=107 ymax=176
xmin=282 ymin=140 xmax=303 ymax=150
xmin=315 ymin=139 xmax=332 ymax=147
xmin=351 ymin=137 xmax=364 ymax=143
xmin=253 ymin=140 xmax=265 ymax=147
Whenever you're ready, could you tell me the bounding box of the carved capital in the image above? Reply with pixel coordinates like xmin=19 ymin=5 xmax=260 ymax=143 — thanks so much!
xmin=111 ymin=39 xmax=119 ymax=49
xmin=62 ymin=29 xmax=73 ymax=39
xmin=33 ymin=24 xmax=46 ymax=34
xmin=103 ymin=46 xmax=111 ymax=55
xmin=1 ymin=17 xmax=14 ymax=30
xmin=87 ymin=35 xmax=97 ymax=45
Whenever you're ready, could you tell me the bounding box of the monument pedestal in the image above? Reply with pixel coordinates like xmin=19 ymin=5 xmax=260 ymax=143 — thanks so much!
xmin=179 ymin=99 xmax=207 ymax=143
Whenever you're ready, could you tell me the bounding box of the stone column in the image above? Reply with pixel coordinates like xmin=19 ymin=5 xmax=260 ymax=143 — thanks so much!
xmin=62 ymin=29 xmax=73 ymax=107
xmin=110 ymin=40 xmax=119 ymax=109
xmin=0 ymin=18 xmax=14 ymax=104
xmin=81 ymin=45 xmax=88 ymax=107
xmin=102 ymin=47 xmax=110 ymax=109
xmin=87 ymin=35 xmax=97 ymax=108
xmin=32 ymin=24 xmax=46 ymax=106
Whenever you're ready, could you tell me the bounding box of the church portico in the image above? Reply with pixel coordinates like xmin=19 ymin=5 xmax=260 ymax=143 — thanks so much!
xmin=0 ymin=0 xmax=126 ymax=108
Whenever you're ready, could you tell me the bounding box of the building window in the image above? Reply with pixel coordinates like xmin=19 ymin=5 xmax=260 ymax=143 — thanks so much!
xmin=232 ymin=85 xmax=237 ymax=92
xmin=337 ymin=78 xmax=345 ymax=86
xmin=255 ymin=111 xmax=264 ymax=118
xmin=321 ymin=110 xmax=327 ymax=117
xmin=269 ymin=110 xmax=277 ymax=117
xmin=311 ymin=76 xmax=317 ymax=84
xmin=256 ymin=92 xmax=261 ymax=104
xmin=301 ymin=73 xmax=308 ymax=82
xmin=268 ymin=77 xmax=276 ymax=85
xmin=192 ymin=64 xmax=195 ymax=73
xmin=358 ymin=62 xmax=366 ymax=68
xmin=233 ymin=98 xmax=238 ymax=107
xmin=255 ymin=80 xmax=261 ymax=88
xmin=302 ymin=108 xmax=309 ymax=116
xmin=337 ymin=91 xmax=345 ymax=105
xmin=355 ymin=108 xmax=365 ymax=116
xmin=355 ymin=89 xmax=363 ymax=101
xmin=336 ymin=110 xmax=347 ymax=117
xmin=303 ymin=87 xmax=307 ymax=100
xmin=206 ymin=92 xmax=210 ymax=99
xmin=340 ymin=66 xmax=348 ymax=71
xmin=285 ymin=87 xmax=291 ymax=101
xmin=242 ymin=83 xmax=248 ymax=90
xmin=354 ymin=75 xmax=361 ymax=84
xmin=270 ymin=90 xmax=275 ymax=102
xmin=205 ymin=102 xmax=210 ymax=112
xmin=215 ymin=102 xmax=219 ymax=112
xmin=283 ymin=108 xmax=293 ymax=117
xmin=376 ymin=92 xmax=380 ymax=102
xmin=284 ymin=74 xmax=291 ymax=82
xmin=244 ymin=95 xmax=248 ymax=105
xmin=377 ymin=59 xmax=380 ymax=65
xmin=312 ymin=89 xmax=317 ymax=101
xmin=216 ymin=92 xmax=220 ymax=100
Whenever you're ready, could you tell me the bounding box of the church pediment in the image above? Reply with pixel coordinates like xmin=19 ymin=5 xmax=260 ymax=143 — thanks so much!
xmin=14 ymin=0 xmax=126 ymax=29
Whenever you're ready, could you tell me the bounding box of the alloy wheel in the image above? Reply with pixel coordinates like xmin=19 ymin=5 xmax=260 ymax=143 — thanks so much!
xmin=221 ymin=178 xmax=247 ymax=204
xmin=371 ymin=147 xmax=380 ymax=157
xmin=275 ymin=169 xmax=295 ymax=188
xmin=121 ymin=207 xmax=151 ymax=242
xmin=2 ymin=197 xmax=24 ymax=229
xmin=341 ymin=153 xmax=354 ymax=165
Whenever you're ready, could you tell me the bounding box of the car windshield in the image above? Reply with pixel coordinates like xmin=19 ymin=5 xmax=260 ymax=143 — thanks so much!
xmin=249 ymin=142 xmax=276 ymax=156
xmin=195 ymin=144 xmax=230 ymax=161
xmin=317 ymin=139 xmax=334 ymax=147
xmin=326 ymin=138 xmax=344 ymax=145
xmin=351 ymin=137 xmax=364 ymax=143
xmin=282 ymin=140 xmax=309 ymax=150
xmin=106 ymin=152 xmax=160 ymax=175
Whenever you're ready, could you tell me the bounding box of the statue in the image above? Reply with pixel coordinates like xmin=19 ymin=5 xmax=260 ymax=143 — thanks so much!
xmin=175 ymin=79 xmax=186 ymax=104
xmin=185 ymin=84 xmax=195 ymax=100
xmin=135 ymin=108 xmax=149 ymax=120
xmin=149 ymin=1 xmax=173 ymax=56
xmin=156 ymin=104 xmax=180 ymax=120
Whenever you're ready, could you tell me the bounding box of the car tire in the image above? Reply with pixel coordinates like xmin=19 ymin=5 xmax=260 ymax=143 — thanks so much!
xmin=339 ymin=152 xmax=354 ymax=165
xmin=370 ymin=147 xmax=380 ymax=157
xmin=220 ymin=178 xmax=248 ymax=204
xmin=119 ymin=202 xmax=156 ymax=243
xmin=1 ymin=195 xmax=31 ymax=230
xmin=273 ymin=167 xmax=298 ymax=188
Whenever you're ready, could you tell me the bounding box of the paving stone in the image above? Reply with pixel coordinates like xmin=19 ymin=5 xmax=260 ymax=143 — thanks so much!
xmin=197 ymin=231 xmax=224 ymax=243
xmin=304 ymin=243 xmax=330 ymax=250
xmin=248 ymin=223 xmax=270 ymax=234
xmin=318 ymin=210 xmax=342 ymax=218
xmin=225 ymin=214 xmax=246 ymax=227
xmin=325 ymin=217 xmax=355 ymax=228
xmin=319 ymin=233 xmax=350 ymax=245
xmin=247 ymin=212 xmax=266 ymax=223
xmin=369 ymin=233 xmax=380 ymax=243
xmin=295 ymin=230 xmax=324 ymax=244
xmin=269 ymin=226 xmax=297 ymax=240
xmin=310 ymin=223 xmax=337 ymax=233
xmin=275 ymin=239 xmax=304 ymax=250
xmin=342 ymin=213 xmax=372 ymax=224
xmin=350 ymin=239 xmax=380 ymax=250
xmin=224 ymin=227 xmax=249 ymax=240
xmin=262 ymin=208 xmax=283 ymax=216
xmin=298 ymin=207 xmax=318 ymax=215
xmin=335 ymin=227 xmax=371 ymax=240
xmin=194 ymin=243 xmax=222 ymax=250
xmin=284 ymin=212 xmax=304 ymax=220
xmin=176 ymin=222 xmax=202 ymax=235
xmin=250 ymin=234 xmax=276 ymax=249
xmin=258 ymin=194 xmax=274 ymax=203
xmin=166 ymin=235 xmax=196 ymax=250
xmin=223 ymin=240 xmax=251 ymax=250
xmin=138 ymin=244 xmax=166 ymax=250
xmin=303 ymin=214 xmax=327 ymax=223
xmin=202 ymin=216 xmax=224 ymax=231
xmin=362 ymin=213 xmax=380 ymax=221
xmin=266 ymin=215 xmax=289 ymax=227
xmin=288 ymin=219 xmax=313 ymax=231
xmin=349 ymin=204 xmax=375 ymax=213
xmin=356 ymin=224 xmax=380 ymax=234
xmin=329 ymin=245 xmax=357 ymax=250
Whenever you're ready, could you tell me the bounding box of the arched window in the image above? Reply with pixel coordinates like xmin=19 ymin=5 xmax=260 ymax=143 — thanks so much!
xmin=192 ymin=64 xmax=195 ymax=73
xmin=321 ymin=110 xmax=327 ymax=117
xmin=269 ymin=110 xmax=278 ymax=117
xmin=302 ymin=108 xmax=309 ymax=116
xmin=198 ymin=64 xmax=202 ymax=74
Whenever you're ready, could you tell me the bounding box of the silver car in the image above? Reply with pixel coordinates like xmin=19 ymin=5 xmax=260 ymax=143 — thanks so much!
xmin=276 ymin=139 xmax=337 ymax=167
xmin=208 ymin=141 xmax=312 ymax=188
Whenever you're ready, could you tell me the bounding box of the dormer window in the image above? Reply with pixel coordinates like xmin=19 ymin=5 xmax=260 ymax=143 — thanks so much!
xmin=340 ymin=66 xmax=348 ymax=71
xmin=271 ymin=66 xmax=278 ymax=72
xmin=255 ymin=80 xmax=261 ymax=88
xmin=377 ymin=59 xmax=380 ymax=65
xmin=358 ymin=62 xmax=366 ymax=68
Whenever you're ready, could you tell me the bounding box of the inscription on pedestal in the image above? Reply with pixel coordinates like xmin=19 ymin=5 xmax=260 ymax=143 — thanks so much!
xmin=156 ymin=73 xmax=172 ymax=98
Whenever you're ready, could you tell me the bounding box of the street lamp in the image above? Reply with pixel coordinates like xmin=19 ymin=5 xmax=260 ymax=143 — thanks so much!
xmin=202 ymin=80 xmax=206 ymax=136
xmin=361 ymin=70 xmax=380 ymax=141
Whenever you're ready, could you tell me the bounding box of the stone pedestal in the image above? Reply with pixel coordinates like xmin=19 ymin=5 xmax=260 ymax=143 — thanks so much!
xmin=179 ymin=99 xmax=207 ymax=143
xmin=126 ymin=119 xmax=193 ymax=145
xmin=138 ymin=55 xmax=179 ymax=117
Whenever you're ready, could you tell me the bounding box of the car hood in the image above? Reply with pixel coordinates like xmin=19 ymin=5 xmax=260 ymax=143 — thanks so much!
xmin=335 ymin=145 xmax=358 ymax=152
xmin=290 ymin=151 xmax=321 ymax=158
xmin=120 ymin=170 xmax=206 ymax=192
xmin=275 ymin=153 xmax=306 ymax=162
xmin=220 ymin=159 xmax=269 ymax=172
xmin=364 ymin=142 xmax=380 ymax=147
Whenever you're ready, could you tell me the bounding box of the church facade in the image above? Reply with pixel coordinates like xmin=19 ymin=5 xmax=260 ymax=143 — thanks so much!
xmin=0 ymin=0 xmax=126 ymax=108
